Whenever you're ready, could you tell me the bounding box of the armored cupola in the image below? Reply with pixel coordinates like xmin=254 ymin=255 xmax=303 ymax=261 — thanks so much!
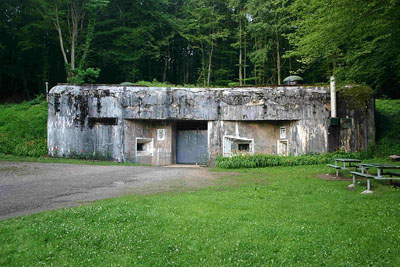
xmin=283 ymin=75 xmax=304 ymax=85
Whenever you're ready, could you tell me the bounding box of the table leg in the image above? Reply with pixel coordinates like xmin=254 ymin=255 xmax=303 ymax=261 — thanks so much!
xmin=377 ymin=169 xmax=381 ymax=178
xmin=348 ymin=174 xmax=356 ymax=190
xmin=361 ymin=179 xmax=373 ymax=194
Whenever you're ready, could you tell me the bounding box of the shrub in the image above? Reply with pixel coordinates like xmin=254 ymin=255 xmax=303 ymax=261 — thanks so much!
xmin=215 ymin=151 xmax=369 ymax=169
xmin=373 ymin=99 xmax=400 ymax=156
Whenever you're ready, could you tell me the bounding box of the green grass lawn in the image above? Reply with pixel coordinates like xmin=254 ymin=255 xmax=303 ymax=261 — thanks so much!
xmin=0 ymin=153 xmax=149 ymax=166
xmin=1 ymin=165 xmax=400 ymax=266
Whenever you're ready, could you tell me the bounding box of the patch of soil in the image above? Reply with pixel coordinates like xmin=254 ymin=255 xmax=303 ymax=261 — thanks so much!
xmin=316 ymin=173 xmax=352 ymax=181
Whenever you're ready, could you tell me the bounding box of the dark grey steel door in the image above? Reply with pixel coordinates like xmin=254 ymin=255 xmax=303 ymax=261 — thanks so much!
xmin=176 ymin=130 xmax=207 ymax=164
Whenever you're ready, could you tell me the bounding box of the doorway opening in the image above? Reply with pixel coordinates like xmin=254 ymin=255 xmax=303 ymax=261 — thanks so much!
xmin=176 ymin=121 xmax=208 ymax=164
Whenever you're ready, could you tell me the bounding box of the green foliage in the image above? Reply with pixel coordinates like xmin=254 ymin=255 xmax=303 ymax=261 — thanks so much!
xmin=374 ymin=99 xmax=400 ymax=156
xmin=1 ymin=165 xmax=400 ymax=265
xmin=0 ymin=96 xmax=48 ymax=157
xmin=133 ymin=79 xmax=199 ymax=88
xmin=338 ymin=84 xmax=374 ymax=111
xmin=287 ymin=0 xmax=400 ymax=96
xmin=67 ymin=67 xmax=101 ymax=84
xmin=2 ymin=0 xmax=400 ymax=97
xmin=216 ymin=151 xmax=371 ymax=169
xmin=69 ymin=150 xmax=112 ymax=161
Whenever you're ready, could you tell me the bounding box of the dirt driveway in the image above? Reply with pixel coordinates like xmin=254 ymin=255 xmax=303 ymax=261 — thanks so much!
xmin=0 ymin=162 xmax=222 ymax=220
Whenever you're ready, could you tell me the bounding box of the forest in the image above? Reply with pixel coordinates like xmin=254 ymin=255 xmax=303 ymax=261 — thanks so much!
xmin=1 ymin=0 xmax=399 ymax=101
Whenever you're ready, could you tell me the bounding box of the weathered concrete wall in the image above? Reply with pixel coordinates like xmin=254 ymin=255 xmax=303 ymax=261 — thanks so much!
xmin=208 ymin=121 xmax=291 ymax=157
xmin=48 ymin=84 xmax=374 ymax=164
xmin=328 ymin=95 xmax=375 ymax=152
xmin=48 ymin=85 xmax=124 ymax=161
xmin=122 ymin=86 xmax=329 ymax=121
xmin=124 ymin=120 xmax=175 ymax=165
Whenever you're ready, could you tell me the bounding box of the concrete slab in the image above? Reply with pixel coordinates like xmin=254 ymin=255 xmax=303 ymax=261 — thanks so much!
xmin=163 ymin=164 xmax=201 ymax=168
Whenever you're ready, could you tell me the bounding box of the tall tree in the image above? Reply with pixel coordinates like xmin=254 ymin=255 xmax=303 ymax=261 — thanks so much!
xmin=228 ymin=0 xmax=248 ymax=86
xmin=247 ymin=0 xmax=292 ymax=85
xmin=287 ymin=0 xmax=400 ymax=96
xmin=36 ymin=0 xmax=109 ymax=81
xmin=180 ymin=0 xmax=228 ymax=86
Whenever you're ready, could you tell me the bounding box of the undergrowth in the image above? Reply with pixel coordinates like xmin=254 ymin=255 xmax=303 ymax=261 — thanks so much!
xmin=374 ymin=99 xmax=400 ymax=156
xmin=0 ymin=95 xmax=47 ymax=157
xmin=215 ymin=151 xmax=372 ymax=169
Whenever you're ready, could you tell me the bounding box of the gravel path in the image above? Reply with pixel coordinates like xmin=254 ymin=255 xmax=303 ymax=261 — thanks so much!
xmin=0 ymin=162 xmax=221 ymax=220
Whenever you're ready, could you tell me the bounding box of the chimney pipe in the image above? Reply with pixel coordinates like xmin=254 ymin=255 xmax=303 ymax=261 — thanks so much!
xmin=330 ymin=76 xmax=337 ymax=117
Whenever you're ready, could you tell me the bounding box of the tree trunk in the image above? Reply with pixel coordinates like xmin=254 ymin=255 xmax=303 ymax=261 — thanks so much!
xmin=239 ymin=18 xmax=243 ymax=86
xmin=185 ymin=51 xmax=189 ymax=84
xmin=79 ymin=18 xmax=96 ymax=69
xmin=163 ymin=46 xmax=169 ymax=83
xmin=244 ymin=29 xmax=247 ymax=85
xmin=276 ymin=38 xmax=281 ymax=85
xmin=162 ymin=57 xmax=168 ymax=82
xmin=70 ymin=5 xmax=77 ymax=70
xmin=262 ymin=37 xmax=267 ymax=84
xmin=207 ymin=41 xmax=214 ymax=86
xmin=197 ymin=43 xmax=206 ymax=87
xmin=54 ymin=7 xmax=68 ymax=67
xmin=254 ymin=37 xmax=257 ymax=85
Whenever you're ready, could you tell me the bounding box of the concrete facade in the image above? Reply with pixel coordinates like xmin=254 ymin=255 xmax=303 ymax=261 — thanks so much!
xmin=48 ymin=84 xmax=374 ymax=165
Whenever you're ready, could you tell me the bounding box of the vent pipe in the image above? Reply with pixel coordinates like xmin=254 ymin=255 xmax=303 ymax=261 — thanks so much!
xmin=330 ymin=76 xmax=337 ymax=117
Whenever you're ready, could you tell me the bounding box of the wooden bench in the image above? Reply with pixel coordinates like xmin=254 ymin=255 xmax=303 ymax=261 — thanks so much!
xmin=328 ymin=159 xmax=362 ymax=177
xmin=382 ymin=171 xmax=400 ymax=177
xmin=327 ymin=164 xmax=342 ymax=177
xmin=349 ymin=171 xmax=377 ymax=193
xmin=350 ymin=170 xmax=400 ymax=193
xmin=374 ymin=172 xmax=400 ymax=185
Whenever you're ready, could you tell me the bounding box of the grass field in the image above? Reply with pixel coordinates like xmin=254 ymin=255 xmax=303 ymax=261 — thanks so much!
xmin=0 ymin=153 xmax=149 ymax=166
xmin=1 ymin=165 xmax=400 ymax=266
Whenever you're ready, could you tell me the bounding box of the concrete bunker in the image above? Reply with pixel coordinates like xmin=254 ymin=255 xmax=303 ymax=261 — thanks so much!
xmin=47 ymin=85 xmax=375 ymax=166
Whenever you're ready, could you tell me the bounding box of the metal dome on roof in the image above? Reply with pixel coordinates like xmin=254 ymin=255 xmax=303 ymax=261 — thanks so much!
xmin=283 ymin=75 xmax=304 ymax=85
xmin=120 ymin=82 xmax=134 ymax=85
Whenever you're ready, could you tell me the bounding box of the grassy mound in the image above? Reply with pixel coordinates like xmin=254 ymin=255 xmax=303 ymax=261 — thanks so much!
xmin=374 ymin=99 xmax=400 ymax=156
xmin=0 ymin=96 xmax=47 ymax=157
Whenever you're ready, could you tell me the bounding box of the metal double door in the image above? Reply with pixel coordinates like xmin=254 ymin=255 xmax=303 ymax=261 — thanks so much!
xmin=176 ymin=130 xmax=207 ymax=164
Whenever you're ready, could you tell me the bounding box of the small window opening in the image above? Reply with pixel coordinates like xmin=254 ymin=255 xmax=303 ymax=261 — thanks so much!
xmin=238 ymin=143 xmax=250 ymax=152
xmin=88 ymin=117 xmax=118 ymax=128
xmin=137 ymin=143 xmax=145 ymax=151
xmin=136 ymin=138 xmax=153 ymax=156
xmin=280 ymin=127 xmax=287 ymax=139
xmin=223 ymin=136 xmax=253 ymax=156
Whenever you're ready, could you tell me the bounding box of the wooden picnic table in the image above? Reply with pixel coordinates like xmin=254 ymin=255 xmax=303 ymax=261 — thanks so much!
xmin=359 ymin=163 xmax=400 ymax=177
xmin=351 ymin=163 xmax=400 ymax=194
xmin=328 ymin=158 xmax=362 ymax=177
xmin=334 ymin=158 xmax=362 ymax=169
